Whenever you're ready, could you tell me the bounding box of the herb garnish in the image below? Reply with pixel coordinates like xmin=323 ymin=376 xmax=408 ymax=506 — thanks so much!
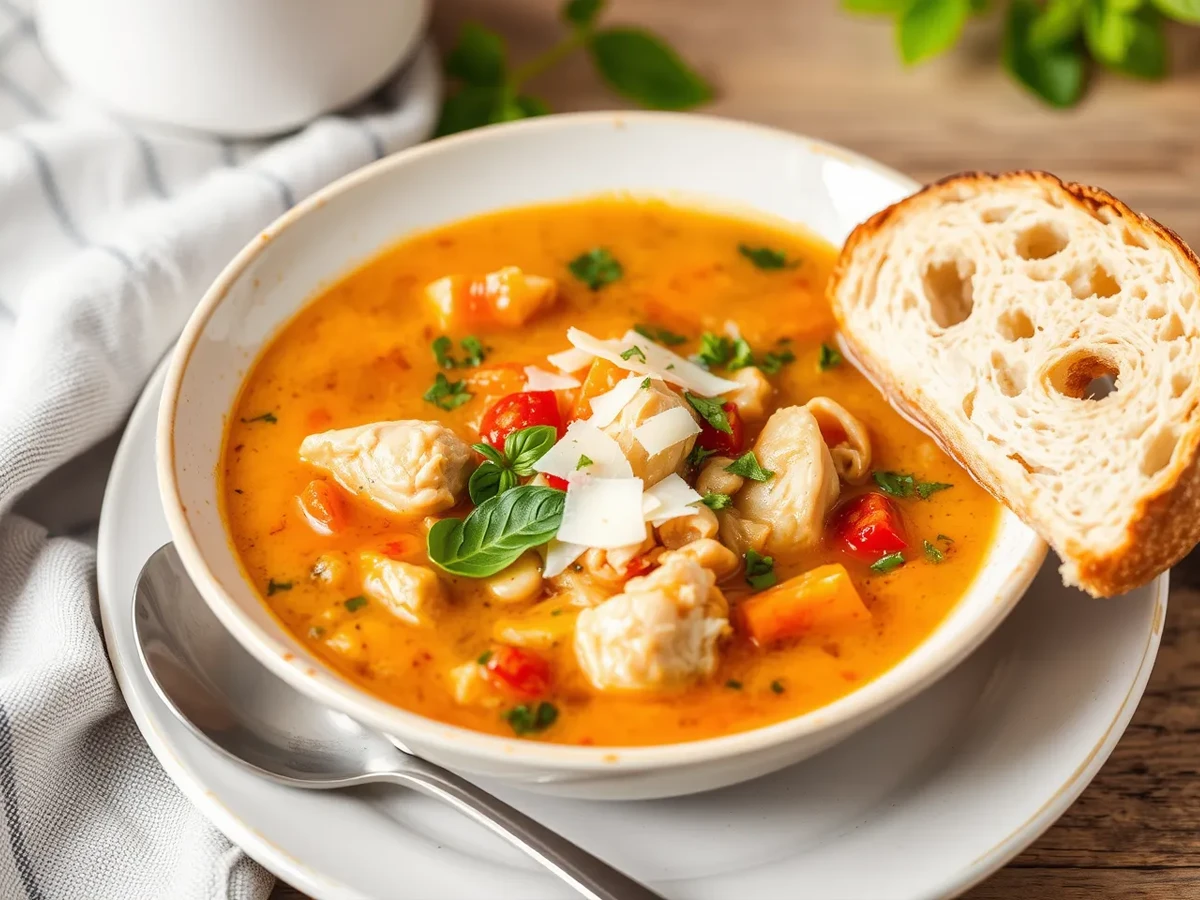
xmin=266 ymin=578 xmax=292 ymax=596
xmin=818 ymin=343 xmax=843 ymax=371
xmin=870 ymin=552 xmax=906 ymax=575
xmin=738 ymin=244 xmax=797 ymax=270
xmin=568 ymin=248 xmax=623 ymax=290
xmin=639 ymin=377 xmax=651 ymax=390
xmin=469 ymin=425 xmax=558 ymax=503
xmin=477 ymin=649 xmax=494 ymax=665
xmin=744 ymin=550 xmax=777 ymax=590
xmin=432 ymin=334 xmax=488 ymax=369
xmin=923 ymin=540 xmax=945 ymax=564
xmin=725 ymin=451 xmax=774 ymax=482
xmin=344 ymin=595 xmax=368 ymax=612
xmin=634 ymin=323 xmax=688 ymax=346
xmin=729 ymin=337 xmax=755 ymax=370
xmin=936 ymin=533 xmax=954 ymax=543
xmin=872 ymin=471 xmax=953 ymax=500
xmin=576 ymin=454 xmax=593 ymax=470
xmin=725 ymin=679 xmax=743 ymax=690
xmin=759 ymin=347 xmax=796 ymax=375
xmin=428 ymin=485 xmax=566 ymax=577
xmin=916 ymin=481 xmax=953 ymax=500
xmin=696 ymin=332 xmax=734 ymax=369
xmin=423 ymin=372 xmax=473 ymax=411
xmin=620 ymin=344 xmax=646 ymax=363
xmin=241 ymin=412 xmax=278 ymax=424
xmin=687 ymin=445 xmax=717 ymax=468
xmin=770 ymin=679 xmax=785 ymax=694
xmin=505 ymin=701 xmax=558 ymax=736
xmin=684 ymin=392 xmax=732 ymax=434
xmin=701 ymin=492 xmax=733 ymax=511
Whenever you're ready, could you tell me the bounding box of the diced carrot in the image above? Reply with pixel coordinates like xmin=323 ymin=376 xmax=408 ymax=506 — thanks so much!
xmin=297 ymin=480 xmax=348 ymax=535
xmin=737 ymin=564 xmax=870 ymax=647
xmin=571 ymin=358 xmax=623 ymax=420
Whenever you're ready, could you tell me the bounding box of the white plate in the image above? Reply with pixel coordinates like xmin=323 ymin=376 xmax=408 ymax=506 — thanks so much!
xmin=99 ymin=356 xmax=1165 ymax=900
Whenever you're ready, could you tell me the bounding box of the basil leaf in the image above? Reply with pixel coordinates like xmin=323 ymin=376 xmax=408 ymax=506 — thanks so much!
xmin=873 ymin=470 xmax=916 ymax=498
xmin=818 ymin=343 xmax=843 ymax=371
xmin=701 ymin=492 xmax=733 ymax=511
xmin=728 ymin=337 xmax=755 ymax=370
xmin=620 ymin=344 xmax=646 ymax=363
xmin=684 ymin=392 xmax=731 ymax=434
xmin=725 ymin=679 xmax=743 ymax=690
xmin=469 ymin=462 xmax=518 ymax=504
xmin=588 ymin=28 xmax=712 ymax=110
xmin=1003 ymin=0 xmax=1086 ymax=107
xmin=916 ymin=480 xmax=953 ymax=499
xmin=472 ymin=442 xmax=506 ymax=466
xmin=770 ymin=679 xmax=785 ymax=694
xmin=1029 ymin=0 xmax=1084 ymax=49
xmin=870 ymin=551 xmax=906 ymax=574
xmin=899 ymin=0 xmax=970 ymax=65
xmin=744 ymin=550 xmax=777 ymax=590
xmin=515 ymin=95 xmax=551 ymax=117
xmin=1153 ymin=0 xmax=1200 ymax=23
xmin=696 ymin=332 xmax=733 ymax=368
xmin=568 ymin=247 xmax=623 ymax=290
xmin=423 ymin=372 xmax=473 ymax=410
xmin=436 ymin=85 xmax=502 ymax=137
xmin=923 ymin=540 xmax=946 ymax=564
xmin=738 ymin=244 xmax=794 ymax=270
xmin=505 ymin=425 xmax=558 ymax=476
xmin=725 ymin=451 xmax=774 ymax=482
xmin=563 ymin=0 xmax=604 ymax=26
xmin=1082 ymin=0 xmax=1137 ymax=65
xmin=477 ymin=649 xmax=493 ymax=664
xmin=445 ymin=23 xmax=506 ymax=86
xmin=427 ymin=486 xmax=566 ymax=577
xmin=1103 ymin=7 xmax=1168 ymax=79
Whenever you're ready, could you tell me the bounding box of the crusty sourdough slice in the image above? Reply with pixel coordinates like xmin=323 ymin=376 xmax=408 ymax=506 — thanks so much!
xmin=828 ymin=171 xmax=1200 ymax=598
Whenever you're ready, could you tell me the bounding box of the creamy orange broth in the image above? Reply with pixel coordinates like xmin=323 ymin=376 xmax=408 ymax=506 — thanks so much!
xmin=222 ymin=198 xmax=1000 ymax=746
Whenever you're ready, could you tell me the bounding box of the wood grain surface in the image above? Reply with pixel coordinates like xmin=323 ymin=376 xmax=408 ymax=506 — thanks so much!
xmin=274 ymin=2 xmax=1200 ymax=896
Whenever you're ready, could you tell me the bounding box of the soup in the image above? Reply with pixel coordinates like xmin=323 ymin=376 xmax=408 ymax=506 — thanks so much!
xmin=222 ymin=198 xmax=1000 ymax=747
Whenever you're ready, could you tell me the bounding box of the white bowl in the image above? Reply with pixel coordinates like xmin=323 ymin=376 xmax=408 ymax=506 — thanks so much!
xmin=158 ymin=113 xmax=1048 ymax=800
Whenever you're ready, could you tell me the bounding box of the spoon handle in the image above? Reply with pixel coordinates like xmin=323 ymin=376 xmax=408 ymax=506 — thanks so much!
xmin=377 ymin=761 xmax=666 ymax=900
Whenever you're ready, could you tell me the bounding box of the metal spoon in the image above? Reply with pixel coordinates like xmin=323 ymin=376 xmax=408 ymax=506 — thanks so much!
xmin=133 ymin=543 xmax=664 ymax=900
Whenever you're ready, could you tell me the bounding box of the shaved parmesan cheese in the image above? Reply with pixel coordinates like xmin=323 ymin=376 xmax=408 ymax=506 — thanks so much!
xmin=641 ymin=473 xmax=704 ymax=524
xmin=533 ymin=420 xmax=632 ymax=480
xmin=633 ymin=407 xmax=700 ymax=457
xmin=557 ymin=477 xmax=646 ymax=548
xmin=567 ymin=327 xmax=739 ymax=397
xmin=547 ymin=347 xmax=594 ymax=373
xmin=523 ymin=366 xmax=580 ymax=391
xmin=586 ymin=375 xmax=645 ymax=428
xmin=543 ymin=539 xmax=588 ymax=578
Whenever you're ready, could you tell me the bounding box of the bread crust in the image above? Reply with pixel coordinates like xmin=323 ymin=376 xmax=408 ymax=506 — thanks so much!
xmin=828 ymin=170 xmax=1200 ymax=597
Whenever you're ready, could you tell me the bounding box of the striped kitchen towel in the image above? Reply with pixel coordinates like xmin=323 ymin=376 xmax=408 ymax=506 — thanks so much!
xmin=0 ymin=1 xmax=440 ymax=897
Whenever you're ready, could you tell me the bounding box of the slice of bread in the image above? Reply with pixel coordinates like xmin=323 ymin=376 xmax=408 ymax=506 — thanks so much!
xmin=828 ymin=171 xmax=1200 ymax=597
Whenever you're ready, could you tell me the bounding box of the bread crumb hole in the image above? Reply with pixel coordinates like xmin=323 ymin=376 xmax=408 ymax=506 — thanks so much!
xmin=1146 ymin=304 xmax=1166 ymax=320
xmin=1169 ymin=340 xmax=1185 ymax=361
xmin=1016 ymin=223 xmax=1068 ymax=260
xmin=992 ymin=351 xmax=1025 ymax=397
xmin=997 ymin=308 xmax=1035 ymax=340
xmin=962 ymin=388 xmax=976 ymax=420
xmin=923 ymin=257 xmax=975 ymax=328
xmin=981 ymin=207 xmax=1014 ymax=224
xmin=1141 ymin=427 xmax=1177 ymax=477
xmin=1069 ymin=265 xmax=1120 ymax=300
xmin=1122 ymin=227 xmax=1148 ymax=250
xmin=1048 ymin=352 xmax=1119 ymax=400
xmin=1160 ymin=312 xmax=1184 ymax=341
xmin=1172 ymin=371 xmax=1190 ymax=398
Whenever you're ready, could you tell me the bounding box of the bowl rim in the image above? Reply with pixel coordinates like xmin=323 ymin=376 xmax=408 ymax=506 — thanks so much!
xmin=158 ymin=110 xmax=1049 ymax=772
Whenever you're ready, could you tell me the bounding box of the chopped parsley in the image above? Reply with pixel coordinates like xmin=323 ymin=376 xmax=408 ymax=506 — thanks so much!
xmin=870 ymin=552 xmax=906 ymax=575
xmin=266 ymin=578 xmax=292 ymax=596
xmin=696 ymin=332 xmax=734 ymax=368
xmin=550 ymin=608 xmax=564 ymax=616
xmin=738 ymin=243 xmax=798 ymax=270
xmin=639 ymin=377 xmax=652 ymax=390
xmin=744 ymin=550 xmax=777 ymax=590
xmin=684 ymin=392 xmax=732 ymax=434
xmin=568 ymin=248 xmax=622 ymax=290
xmin=620 ymin=344 xmax=646 ymax=363
xmin=770 ymin=679 xmax=785 ymax=694
xmin=818 ymin=343 xmax=843 ymax=371
xmin=872 ymin=471 xmax=953 ymax=500
xmin=505 ymin=701 xmax=559 ymax=736
xmin=687 ymin=445 xmax=717 ymax=468
xmin=728 ymin=337 xmax=755 ymax=370
xmin=923 ymin=540 xmax=945 ymax=564
xmin=634 ymin=323 xmax=687 ymax=346
xmin=431 ymin=335 xmax=487 ymax=369
xmin=240 ymin=412 xmax=278 ymax=424
xmin=725 ymin=451 xmax=774 ymax=482
xmin=759 ymin=347 xmax=796 ymax=375
xmin=701 ymin=492 xmax=733 ymax=511
xmin=576 ymin=454 xmax=593 ymax=470
xmin=476 ymin=649 xmax=493 ymax=665
xmin=725 ymin=679 xmax=744 ymax=690
xmin=423 ymin=372 xmax=473 ymax=411
xmin=431 ymin=335 xmax=454 ymax=368
xmin=344 ymin=595 xmax=368 ymax=611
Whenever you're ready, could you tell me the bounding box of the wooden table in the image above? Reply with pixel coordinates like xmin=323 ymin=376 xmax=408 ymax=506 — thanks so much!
xmin=277 ymin=2 xmax=1200 ymax=896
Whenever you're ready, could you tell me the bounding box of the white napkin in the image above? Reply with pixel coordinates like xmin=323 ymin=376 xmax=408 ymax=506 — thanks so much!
xmin=0 ymin=1 xmax=440 ymax=896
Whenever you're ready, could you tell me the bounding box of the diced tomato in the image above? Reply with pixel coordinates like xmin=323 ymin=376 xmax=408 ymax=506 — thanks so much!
xmin=479 ymin=391 xmax=563 ymax=449
xmin=543 ymin=474 xmax=569 ymax=491
xmin=484 ymin=646 xmax=551 ymax=698
xmin=694 ymin=402 xmax=745 ymax=456
xmin=297 ymin=480 xmax=348 ymax=535
xmin=830 ymin=492 xmax=907 ymax=558
xmin=382 ymin=534 xmax=421 ymax=559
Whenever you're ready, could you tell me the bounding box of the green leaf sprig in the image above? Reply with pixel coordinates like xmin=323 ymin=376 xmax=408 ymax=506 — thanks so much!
xmin=438 ymin=1 xmax=712 ymax=137
xmin=469 ymin=425 xmax=558 ymax=503
xmin=427 ymin=485 xmax=567 ymax=577
xmin=842 ymin=0 xmax=1190 ymax=108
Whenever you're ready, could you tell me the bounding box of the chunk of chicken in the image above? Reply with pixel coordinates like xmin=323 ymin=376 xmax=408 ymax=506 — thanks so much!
xmin=574 ymin=554 xmax=728 ymax=692
xmin=729 ymin=366 xmax=772 ymax=423
xmin=734 ymin=406 xmax=840 ymax=555
xmin=300 ymin=420 xmax=474 ymax=517
xmin=425 ymin=266 xmax=558 ymax=328
xmin=656 ymin=505 xmax=718 ymax=549
xmin=359 ymin=552 xmax=446 ymax=627
xmin=696 ymin=456 xmax=743 ymax=497
xmin=805 ymin=396 xmax=872 ymax=484
xmin=602 ymin=381 xmax=698 ymax=487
